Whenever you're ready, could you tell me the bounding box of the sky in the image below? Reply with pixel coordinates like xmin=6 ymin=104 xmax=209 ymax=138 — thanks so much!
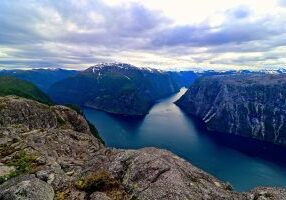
xmin=1 ymin=0 xmax=286 ymax=70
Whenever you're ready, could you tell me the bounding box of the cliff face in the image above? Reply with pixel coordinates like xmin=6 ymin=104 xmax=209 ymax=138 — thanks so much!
xmin=0 ymin=96 xmax=286 ymax=200
xmin=48 ymin=63 xmax=181 ymax=116
xmin=176 ymin=74 xmax=286 ymax=146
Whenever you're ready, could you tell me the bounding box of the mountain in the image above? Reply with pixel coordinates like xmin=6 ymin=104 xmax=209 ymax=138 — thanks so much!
xmin=195 ymin=69 xmax=267 ymax=77
xmin=0 ymin=76 xmax=52 ymax=105
xmin=1 ymin=96 xmax=285 ymax=199
xmin=0 ymin=68 xmax=77 ymax=92
xmin=167 ymin=70 xmax=198 ymax=87
xmin=176 ymin=74 xmax=286 ymax=146
xmin=48 ymin=63 xmax=182 ymax=116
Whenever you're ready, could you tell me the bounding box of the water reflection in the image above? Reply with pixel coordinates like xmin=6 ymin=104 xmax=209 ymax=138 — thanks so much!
xmin=84 ymin=88 xmax=286 ymax=191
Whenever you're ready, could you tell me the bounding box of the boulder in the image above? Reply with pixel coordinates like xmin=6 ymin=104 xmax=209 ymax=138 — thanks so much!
xmin=0 ymin=174 xmax=54 ymax=200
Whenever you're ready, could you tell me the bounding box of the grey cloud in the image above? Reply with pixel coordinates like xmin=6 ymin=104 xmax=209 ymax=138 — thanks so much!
xmin=152 ymin=18 xmax=285 ymax=47
xmin=1 ymin=0 xmax=286 ymax=69
xmin=0 ymin=0 xmax=168 ymax=68
xmin=211 ymin=51 xmax=286 ymax=66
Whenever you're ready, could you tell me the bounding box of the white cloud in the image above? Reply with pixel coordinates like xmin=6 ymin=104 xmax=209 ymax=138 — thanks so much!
xmin=0 ymin=0 xmax=286 ymax=70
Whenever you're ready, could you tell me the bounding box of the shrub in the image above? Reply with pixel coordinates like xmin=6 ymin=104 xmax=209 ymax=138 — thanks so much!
xmin=75 ymin=170 xmax=126 ymax=200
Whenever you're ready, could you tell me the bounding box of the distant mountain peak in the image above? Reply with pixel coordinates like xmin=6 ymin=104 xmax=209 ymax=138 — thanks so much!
xmin=88 ymin=63 xmax=136 ymax=72
xmin=86 ymin=63 xmax=165 ymax=74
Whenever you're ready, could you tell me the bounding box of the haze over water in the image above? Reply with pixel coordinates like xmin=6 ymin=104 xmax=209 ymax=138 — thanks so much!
xmin=84 ymin=88 xmax=286 ymax=191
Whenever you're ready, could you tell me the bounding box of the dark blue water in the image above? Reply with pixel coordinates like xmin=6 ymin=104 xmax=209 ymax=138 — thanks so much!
xmin=84 ymin=88 xmax=286 ymax=192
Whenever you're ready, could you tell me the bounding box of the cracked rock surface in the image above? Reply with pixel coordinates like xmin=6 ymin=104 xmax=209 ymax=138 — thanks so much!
xmin=0 ymin=96 xmax=286 ymax=199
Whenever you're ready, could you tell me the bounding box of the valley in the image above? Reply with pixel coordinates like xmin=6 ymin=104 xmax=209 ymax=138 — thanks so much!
xmin=47 ymin=63 xmax=194 ymax=116
xmin=84 ymin=88 xmax=286 ymax=191
xmin=1 ymin=65 xmax=286 ymax=199
xmin=2 ymin=1 xmax=286 ymax=199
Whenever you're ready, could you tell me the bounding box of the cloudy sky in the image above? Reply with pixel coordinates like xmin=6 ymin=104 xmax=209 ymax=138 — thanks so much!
xmin=1 ymin=0 xmax=286 ymax=70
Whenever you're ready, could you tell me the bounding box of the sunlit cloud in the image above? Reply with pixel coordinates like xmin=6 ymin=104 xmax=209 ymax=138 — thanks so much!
xmin=0 ymin=0 xmax=286 ymax=70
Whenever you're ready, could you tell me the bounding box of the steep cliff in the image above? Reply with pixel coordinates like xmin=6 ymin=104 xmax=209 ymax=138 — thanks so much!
xmin=1 ymin=96 xmax=285 ymax=199
xmin=48 ymin=63 xmax=181 ymax=116
xmin=176 ymin=74 xmax=286 ymax=146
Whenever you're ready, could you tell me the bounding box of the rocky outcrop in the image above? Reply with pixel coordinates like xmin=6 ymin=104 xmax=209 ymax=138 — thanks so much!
xmin=0 ymin=96 xmax=286 ymax=199
xmin=0 ymin=174 xmax=54 ymax=200
xmin=176 ymin=74 xmax=286 ymax=146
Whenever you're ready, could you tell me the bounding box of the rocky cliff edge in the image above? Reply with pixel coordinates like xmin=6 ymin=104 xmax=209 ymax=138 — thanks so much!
xmin=0 ymin=96 xmax=285 ymax=200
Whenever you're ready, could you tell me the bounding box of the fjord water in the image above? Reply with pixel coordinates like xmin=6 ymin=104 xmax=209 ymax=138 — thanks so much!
xmin=84 ymin=88 xmax=286 ymax=191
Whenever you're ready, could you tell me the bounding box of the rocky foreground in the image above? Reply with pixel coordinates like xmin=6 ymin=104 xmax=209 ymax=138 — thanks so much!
xmin=0 ymin=96 xmax=286 ymax=199
xmin=176 ymin=74 xmax=286 ymax=146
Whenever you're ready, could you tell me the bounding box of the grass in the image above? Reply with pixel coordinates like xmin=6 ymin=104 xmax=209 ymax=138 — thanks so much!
xmin=55 ymin=189 xmax=70 ymax=200
xmin=0 ymin=151 xmax=40 ymax=184
xmin=75 ymin=170 xmax=126 ymax=200
xmin=75 ymin=170 xmax=116 ymax=192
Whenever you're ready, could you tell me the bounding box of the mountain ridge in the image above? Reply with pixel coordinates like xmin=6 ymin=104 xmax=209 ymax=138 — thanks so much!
xmin=0 ymin=76 xmax=52 ymax=105
xmin=176 ymin=73 xmax=286 ymax=146
xmin=48 ymin=63 xmax=186 ymax=116
xmin=0 ymin=68 xmax=77 ymax=92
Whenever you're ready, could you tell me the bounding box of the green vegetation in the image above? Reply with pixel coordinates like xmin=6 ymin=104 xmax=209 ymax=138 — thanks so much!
xmin=48 ymin=65 xmax=171 ymax=115
xmin=0 ymin=151 xmax=39 ymax=184
xmin=87 ymin=120 xmax=105 ymax=145
xmin=0 ymin=76 xmax=52 ymax=105
xmin=0 ymin=170 xmax=18 ymax=185
xmin=55 ymin=189 xmax=70 ymax=200
xmin=75 ymin=170 xmax=126 ymax=200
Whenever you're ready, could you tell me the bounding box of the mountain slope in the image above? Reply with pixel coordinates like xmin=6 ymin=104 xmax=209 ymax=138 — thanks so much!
xmin=0 ymin=96 xmax=285 ymax=199
xmin=48 ymin=63 xmax=181 ymax=116
xmin=0 ymin=68 xmax=77 ymax=92
xmin=176 ymin=74 xmax=286 ymax=146
xmin=167 ymin=71 xmax=198 ymax=88
xmin=0 ymin=76 xmax=52 ymax=105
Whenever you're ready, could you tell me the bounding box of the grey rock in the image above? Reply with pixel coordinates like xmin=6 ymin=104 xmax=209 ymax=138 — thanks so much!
xmin=99 ymin=148 xmax=242 ymax=200
xmin=176 ymin=74 xmax=286 ymax=146
xmin=90 ymin=192 xmax=112 ymax=200
xmin=0 ymin=96 xmax=57 ymax=130
xmin=36 ymin=170 xmax=50 ymax=182
xmin=249 ymin=187 xmax=286 ymax=200
xmin=36 ymin=170 xmax=55 ymax=184
xmin=0 ymin=174 xmax=54 ymax=200
xmin=0 ymin=163 xmax=15 ymax=177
